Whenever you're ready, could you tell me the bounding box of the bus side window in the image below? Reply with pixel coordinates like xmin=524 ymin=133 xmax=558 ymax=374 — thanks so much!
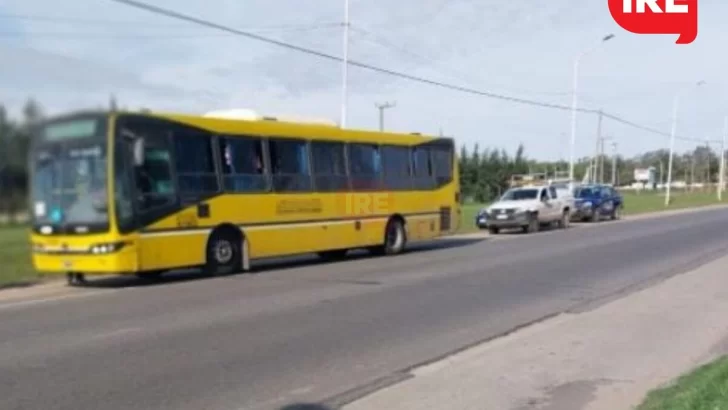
xmin=431 ymin=144 xmax=453 ymax=187
xmin=381 ymin=145 xmax=411 ymax=190
xmin=348 ymin=143 xmax=382 ymax=191
xmin=135 ymin=135 xmax=176 ymax=211
xmin=268 ymin=138 xmax=311 ymax=192
xmin=172 ymin=129 xmax=218 ymax=198
xmin=311 ymin=141 xmax=348 ymax=192
xmin=411 ymin=146 xmax=434 ymax=190
xmin=218 ymin=137 xmax=267 ymax=193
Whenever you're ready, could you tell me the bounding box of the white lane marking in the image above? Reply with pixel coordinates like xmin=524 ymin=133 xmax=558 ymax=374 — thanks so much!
xmin=0 ymin=290 xmax=116 ymax=311
xmin=289 ymin=385 xmax=314 ymax=395
xmin=91 ymin=327 xmax=143 ymax=340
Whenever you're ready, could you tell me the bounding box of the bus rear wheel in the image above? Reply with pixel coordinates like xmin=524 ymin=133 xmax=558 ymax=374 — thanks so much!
xmin=205 ymin=232 xmax=242 ymax=276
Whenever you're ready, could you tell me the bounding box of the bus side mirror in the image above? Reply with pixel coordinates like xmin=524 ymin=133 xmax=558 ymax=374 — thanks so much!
xmin=132 ymin=138 xmax=145 ymax=166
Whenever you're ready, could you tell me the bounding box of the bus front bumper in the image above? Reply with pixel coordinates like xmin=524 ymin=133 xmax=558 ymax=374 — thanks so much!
xmin=31 ymin=248 xmax=139 ymax=275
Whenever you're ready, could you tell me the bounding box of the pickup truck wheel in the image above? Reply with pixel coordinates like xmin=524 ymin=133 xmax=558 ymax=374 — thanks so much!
xmin=524 ymin=215 xmax=539 ymax=233
xmin=591 ymin=209 xmax=600 ymax=223
xmin=559 ymin=211 xmax=570 ymax=229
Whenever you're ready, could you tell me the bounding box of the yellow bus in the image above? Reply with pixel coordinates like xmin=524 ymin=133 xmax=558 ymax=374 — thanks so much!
xmin=28 ymin=109 xmax=460 ymax=285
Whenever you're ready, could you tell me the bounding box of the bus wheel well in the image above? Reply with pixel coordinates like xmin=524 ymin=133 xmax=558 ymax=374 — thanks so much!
xmin=389 ymin=214 xmax=406 ymax=227
xmin=208 ymin=223 xmax=244 ymax=244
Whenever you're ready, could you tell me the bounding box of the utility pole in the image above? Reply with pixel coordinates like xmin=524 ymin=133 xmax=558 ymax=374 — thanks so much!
xmin=599 ymin=135 xmax=613 ymax=184
xmin=599 ymin=136 xmax=605 ymax=183
xmin=705 ymin=141 xmax=711 ymax=193
xmin=690 ymin=151 xmax=695 ymax=191
xmin=659 ymin=160 xmax=664 ymax=188
xmin=592 ymin=110 xmax=603 ymax=183
xmin=611 ymin=142 xmax=618 ymax=186
xmin=592 ymin=132 xmax=612 ymax=184
xmin=375 ymin=101 xmax=396 ymax=131
xmin=340 ymin=0 xmax=350 ymax=127
xmin=109 ymin=94 xmax=118 ymax=112
xmin=720 ymin=116 xmax=727 ymax=201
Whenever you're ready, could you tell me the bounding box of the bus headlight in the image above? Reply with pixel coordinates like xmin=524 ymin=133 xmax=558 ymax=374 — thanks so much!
xmin=89 ymin=242 xmax=127 ymax=254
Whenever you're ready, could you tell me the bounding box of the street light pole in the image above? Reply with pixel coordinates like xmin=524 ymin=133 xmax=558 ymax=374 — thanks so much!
xmin=568 ymin=34 xmax=615 ymax=189
xmin=665 ymin=80 xmax=705 ymax=206
xmin=375 ymin=101 xmax=396 ymax=131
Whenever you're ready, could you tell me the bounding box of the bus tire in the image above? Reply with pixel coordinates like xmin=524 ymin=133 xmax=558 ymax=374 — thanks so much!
xmin=205 ymin=227 xmax=243 ymax=276
xmin=371 ymin=217 xmax=407 ymax=256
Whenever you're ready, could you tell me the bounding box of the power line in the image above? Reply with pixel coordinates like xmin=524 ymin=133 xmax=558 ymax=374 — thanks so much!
xmin=109 ymin=0 xmax=592 ymax=112
xmin=0 ymin=25 xmax=341 ymax=39
xmin=351 ymin=25 xmax=572 ymax=97
xmin=109 ymin=0 xmax=714 ymax=143
xmin=0 ymin=13 xmax=342 ymax=30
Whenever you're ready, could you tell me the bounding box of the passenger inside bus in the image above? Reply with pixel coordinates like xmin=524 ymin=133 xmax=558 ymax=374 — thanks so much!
xmin=220 ymin=139 xmax=266 ymax=192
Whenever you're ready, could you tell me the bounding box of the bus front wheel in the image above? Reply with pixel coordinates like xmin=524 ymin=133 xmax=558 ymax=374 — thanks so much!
xmin=205 ymin=231 xmax=242 ymax=276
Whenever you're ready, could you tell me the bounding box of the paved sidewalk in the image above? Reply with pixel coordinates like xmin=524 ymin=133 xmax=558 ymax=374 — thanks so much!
xmin=344 ymin=253 xmax=728 ymax=410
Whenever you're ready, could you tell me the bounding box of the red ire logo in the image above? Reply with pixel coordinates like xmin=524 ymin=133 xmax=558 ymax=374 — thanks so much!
xmin=608 ymin=0 xmax=697 ymax=44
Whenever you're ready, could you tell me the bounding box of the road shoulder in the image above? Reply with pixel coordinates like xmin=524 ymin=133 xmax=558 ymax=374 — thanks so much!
xmin=343 ymin=253 xmax=728 ymax=410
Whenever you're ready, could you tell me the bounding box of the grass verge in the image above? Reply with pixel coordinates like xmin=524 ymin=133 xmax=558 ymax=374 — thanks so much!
xmin=0 ymin=225 xmax=39 ymax=288
xmin=622 ymin=190 xmax=720 ymax=215
xmin=636 ymin=355 xmax=728 ymax=410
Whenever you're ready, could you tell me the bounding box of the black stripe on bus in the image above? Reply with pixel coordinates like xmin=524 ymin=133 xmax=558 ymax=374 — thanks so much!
xmin=139 ymin=211 xmax=441 ymax=234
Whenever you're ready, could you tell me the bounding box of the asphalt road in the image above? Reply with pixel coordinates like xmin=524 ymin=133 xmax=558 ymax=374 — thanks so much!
xmin=2 ymin=208 xmax=728 ymax=410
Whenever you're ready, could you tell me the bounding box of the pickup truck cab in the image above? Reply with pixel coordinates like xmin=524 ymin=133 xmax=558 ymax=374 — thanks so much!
xmin=548 ymin=179 xmax=575 ymax=214
xmin=482 ymin=185 xmax=571 ymax=234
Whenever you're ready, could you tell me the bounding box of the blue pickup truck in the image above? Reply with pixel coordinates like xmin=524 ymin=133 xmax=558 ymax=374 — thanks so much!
xmin=571 ymin=184 xmax=624 ymax=222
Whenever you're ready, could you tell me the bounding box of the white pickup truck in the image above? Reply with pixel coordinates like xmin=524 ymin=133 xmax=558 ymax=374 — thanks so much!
xmin=548 ymin=179 xmax=575 ymax=216
xmin=481 ymin=185 xmax=571 ymax=234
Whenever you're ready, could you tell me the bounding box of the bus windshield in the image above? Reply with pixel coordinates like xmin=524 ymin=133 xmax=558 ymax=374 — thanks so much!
xmin=30 ymin=118 xmax=109 ymax=231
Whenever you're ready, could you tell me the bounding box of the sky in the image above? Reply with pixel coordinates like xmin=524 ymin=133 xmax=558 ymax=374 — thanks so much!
xmin=1 ymin=0 xmax=727 ymax=160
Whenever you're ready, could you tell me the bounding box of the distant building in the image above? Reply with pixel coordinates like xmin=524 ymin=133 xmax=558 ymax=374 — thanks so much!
xmin=633 ymin=167 xmax=657 ymax=189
